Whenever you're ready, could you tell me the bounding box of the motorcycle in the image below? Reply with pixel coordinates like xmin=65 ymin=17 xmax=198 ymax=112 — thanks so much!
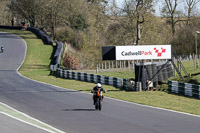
xmin=92 ymin=89 xmax=104 ymax=111
xmin=1 ymin=46 xmax=4 ymax=53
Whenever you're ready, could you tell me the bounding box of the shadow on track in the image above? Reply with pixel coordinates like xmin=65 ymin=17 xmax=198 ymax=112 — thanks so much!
xmin=63 ymin=109 xmax=96 ymax=111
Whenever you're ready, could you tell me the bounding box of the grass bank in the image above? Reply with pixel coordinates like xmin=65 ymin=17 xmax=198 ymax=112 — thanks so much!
xmin=1 ymin=29 xmax=200 ymax=115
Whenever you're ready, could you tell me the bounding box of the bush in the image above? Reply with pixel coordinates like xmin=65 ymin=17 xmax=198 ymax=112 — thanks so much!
xmin=56 ymin=27 xmax=84 ymax=49
xmin=63 ymin=55 xmax=80 ymax=70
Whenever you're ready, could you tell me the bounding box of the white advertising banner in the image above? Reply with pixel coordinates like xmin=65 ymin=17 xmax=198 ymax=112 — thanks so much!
xmin=116 ymin=45 xmax=171 ymax=60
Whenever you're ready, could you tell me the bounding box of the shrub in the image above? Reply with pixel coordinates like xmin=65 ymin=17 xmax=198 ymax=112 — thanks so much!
xmin=63 ymin=55 xmax=80 ymax=70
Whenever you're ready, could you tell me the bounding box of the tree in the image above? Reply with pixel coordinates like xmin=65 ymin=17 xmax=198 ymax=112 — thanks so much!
xmin=135 ymin=0 xmax=154 ymax=45
xmin=42 ymin=0 xmax=64 ymax=39
xmin=107 ymin=0 xmax=154 ymax=45
xmin=161 ymin=0 xmax=187 ymax=37
xmin=0 ymin=0 xmax=11 ymax=25
xmin=8 ymin=0 xmax=41 ymax=27
xmin=185 ymin=0 xmax=200 ymax=25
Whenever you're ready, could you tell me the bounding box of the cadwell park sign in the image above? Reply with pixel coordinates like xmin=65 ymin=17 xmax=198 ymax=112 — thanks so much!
xmin=102 ymin=45 xmax=171 ymax=61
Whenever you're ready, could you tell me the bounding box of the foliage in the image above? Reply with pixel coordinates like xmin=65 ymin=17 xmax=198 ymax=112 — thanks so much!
xmin=172 ymin=26 xmax=197 ymax=55
xmin=8 ymin=0 xmax=42 ymax=27
xmin=63 ymin=55 xmax=80 ymax=70
xmin=70 ymin=14 xmax=89 ymax=30
xmin=1 ymin=0 xmax=200 ymax=69
xmin=56 ymin=27 xmax=84 ymax=49
xmin=0 ymin=0 xmax=11 ymax=25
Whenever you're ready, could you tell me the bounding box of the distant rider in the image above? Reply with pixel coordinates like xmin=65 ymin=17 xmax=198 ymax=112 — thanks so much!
xmin=91 ymin=83 xmax=106 ymax=105
xmin=1 ymin=45 xmax=4 ymax=53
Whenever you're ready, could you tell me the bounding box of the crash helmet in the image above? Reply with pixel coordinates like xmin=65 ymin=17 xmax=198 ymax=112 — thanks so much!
xmin=97 ymin=83 xmax=101 ymax=88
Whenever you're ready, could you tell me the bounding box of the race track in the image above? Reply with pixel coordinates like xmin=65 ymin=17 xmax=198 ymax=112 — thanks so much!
xmin=0 ymin=32 xmax=200 ymax=133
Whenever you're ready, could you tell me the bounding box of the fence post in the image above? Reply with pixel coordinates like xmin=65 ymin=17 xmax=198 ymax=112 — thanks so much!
xmin=112 ymin=61 xmax=114 ymax=70
xmin=99 ymin=63 xmax=101 ymax=72
xmin=96 ymin=64 xmax=99 ymax=73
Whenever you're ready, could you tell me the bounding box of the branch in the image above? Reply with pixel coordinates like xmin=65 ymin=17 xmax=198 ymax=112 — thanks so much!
xmin=174 ymin=19 xmax=188 ymax=24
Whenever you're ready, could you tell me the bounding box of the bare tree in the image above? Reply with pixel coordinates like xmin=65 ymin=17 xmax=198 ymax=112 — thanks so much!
xmin=42 ymin=0 xmax=64 ymax=39
xmin=185 ymin=0 xmax=200 ymax=25
xmin=162 ymin=0 xmax=179 ymax=36
xmin=108 ymin=0 xmax=153 ymax=45
xmin=135 ymin=0 xmax=154 ymax=45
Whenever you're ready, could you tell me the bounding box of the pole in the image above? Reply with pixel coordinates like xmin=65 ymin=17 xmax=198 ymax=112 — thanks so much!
xmin=195 ymin=32 xmax=198 ymax=68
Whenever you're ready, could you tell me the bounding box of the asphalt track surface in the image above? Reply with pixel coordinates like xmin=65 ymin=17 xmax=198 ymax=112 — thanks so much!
xmin=0 ymin=113 xmax=49 ymax=133
xmin=0 ymin=32 xmax=200 ymax=133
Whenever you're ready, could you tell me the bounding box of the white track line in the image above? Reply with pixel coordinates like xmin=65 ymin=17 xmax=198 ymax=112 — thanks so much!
xmin=0 ymin=102 xmax=66 ymax=133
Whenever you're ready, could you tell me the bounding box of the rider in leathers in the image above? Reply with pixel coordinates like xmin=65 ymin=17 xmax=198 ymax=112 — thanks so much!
xmin=91 ymin=83 xmax=106 ymax=105
xmin=1 ymin=45 xmax=4 ymax=53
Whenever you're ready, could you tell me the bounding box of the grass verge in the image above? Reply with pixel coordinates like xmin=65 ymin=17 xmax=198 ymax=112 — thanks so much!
xmin=1 ymin=29 xmax=200 ymax=116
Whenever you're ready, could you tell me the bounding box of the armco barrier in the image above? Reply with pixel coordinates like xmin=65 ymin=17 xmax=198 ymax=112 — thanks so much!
xmin=168 ymin=80 xmax=200 ymax=98
xmin=56 ymin=68 xmax=125 ymax=89
xmin=0 ymin=25 xmax=22 ymax=30
xmin=27 ymin=27 xmax=53 ymax=45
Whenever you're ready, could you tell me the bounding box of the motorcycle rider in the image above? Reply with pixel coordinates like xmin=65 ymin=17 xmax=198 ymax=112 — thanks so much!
xmin=91 ymin=83 xmax=106 ymax=105
xmin=1 ymin=45 xmax=4 ymax=53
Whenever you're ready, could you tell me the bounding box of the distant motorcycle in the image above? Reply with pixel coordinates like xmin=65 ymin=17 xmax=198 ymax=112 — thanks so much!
xmin=1 ymin=46 xmax=4 ymax=53
xmin=92 ymin=88 xmax=104 ymax=111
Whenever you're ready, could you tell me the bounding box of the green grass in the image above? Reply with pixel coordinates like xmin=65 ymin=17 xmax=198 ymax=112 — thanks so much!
xmin=1 ymin=29 xmax=200 ymax=115
xmin=98 ymin=71 xmax=135 ymax=79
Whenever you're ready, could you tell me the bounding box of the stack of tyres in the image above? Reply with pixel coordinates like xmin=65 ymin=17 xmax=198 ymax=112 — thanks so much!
xmin=162 ymin=64 xmax=169 ymax=81
xmin=135 ymin=61 xmax=173 ymax=89
xmin=157 ymin=65 xmax=163 ymax=81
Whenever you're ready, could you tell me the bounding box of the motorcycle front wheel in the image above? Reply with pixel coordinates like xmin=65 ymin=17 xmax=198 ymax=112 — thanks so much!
xmin=99 ymin=101 xmax=102 ymax=111
xmin=95 ymin=99 xmax=99 ymax=110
